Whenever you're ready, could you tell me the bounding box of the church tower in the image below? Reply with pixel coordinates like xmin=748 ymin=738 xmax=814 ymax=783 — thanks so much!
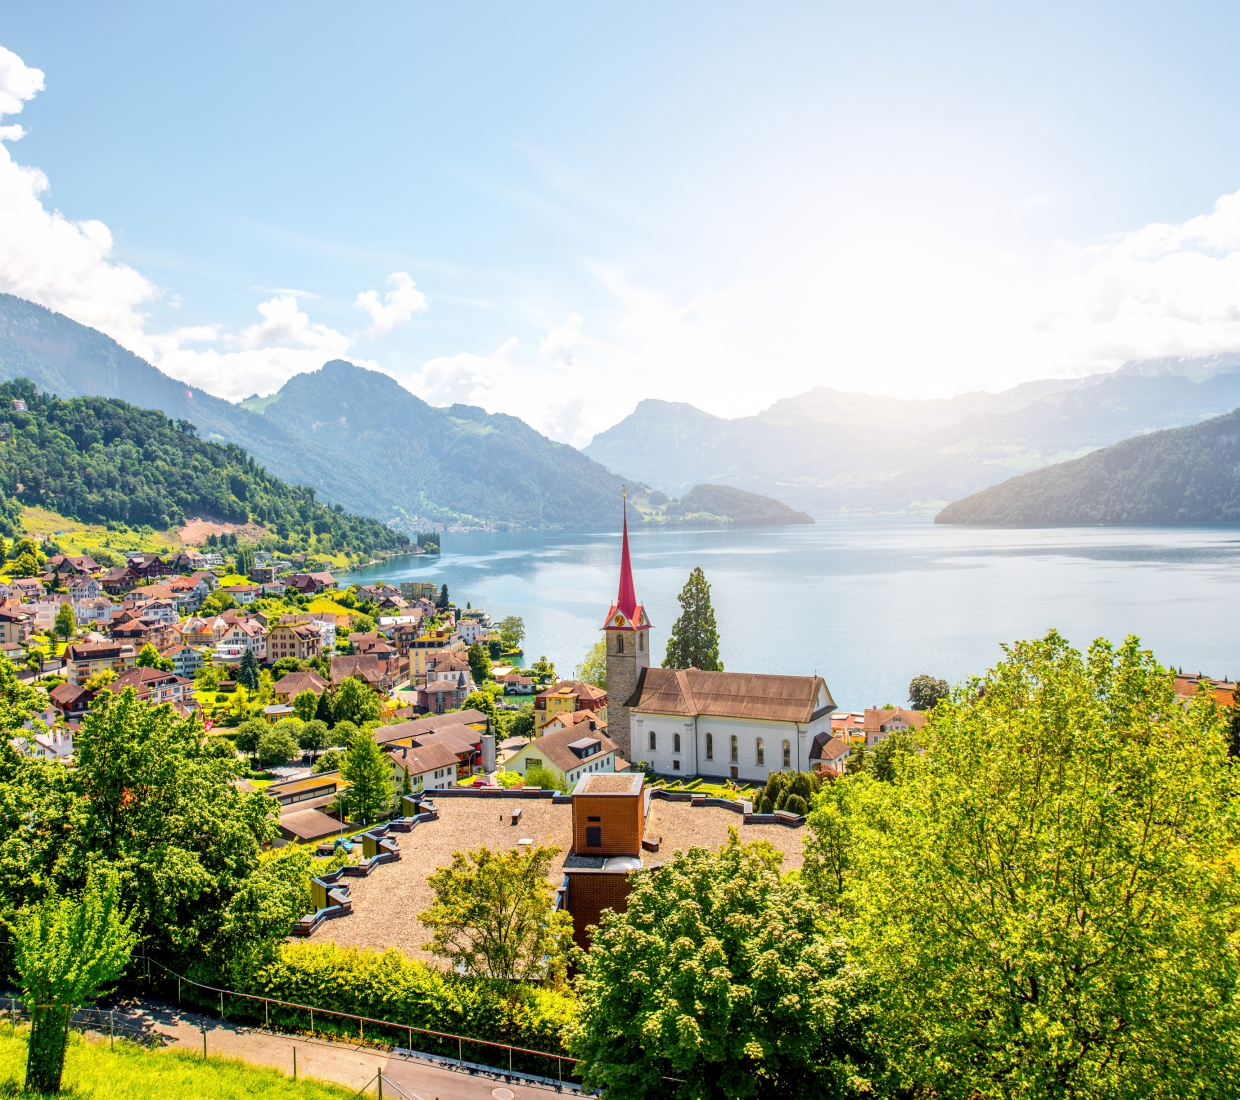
xmin=603 ymin=491 xmax=651 ymax=762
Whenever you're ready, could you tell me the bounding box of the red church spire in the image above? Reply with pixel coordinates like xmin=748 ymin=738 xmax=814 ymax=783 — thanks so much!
xmin=617 ymin=488 xmax=637 ymax=620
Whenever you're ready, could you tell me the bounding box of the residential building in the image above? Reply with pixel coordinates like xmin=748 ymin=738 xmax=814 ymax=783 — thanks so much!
xmin=126 ymin=553 xmax=171 ymax=579
xmin=358 ymin=583 xmax=402 ymax=603
xmin=372 ymin=709 xmax=489 ymax=749
xmin=223 ymin=583 xmax=260 ymax=605
xmin=66 ymin=577 xmax=103 ymax=602
xmin=504 ymin=721 xmax=619 ymax=788
xmin=63 ymin=642 xmax=137 ymax=685
xmin=330 ymin=653 xmax=408 ymax=696
xmin=349 ymin=632 xmax=398 ymax=659
xmin=400 ymin=581 xmax=439 ymax=601
xmin=383 ymin=615 xmax=425 ymax=656
xmin=166 ymin=645 xmax=204 ymax=679
xmin=219 ymin=617 xmax=266 ymax=659
xmin=181 ymin=616 xmax=227 ymax=647
xmin=417 ymin=669 xmax=475 ymax=714
xmin=809 ymin=733 xmax=853 ymax=777
xmin=109 ymin=612 xmax=156 ymax=645
xmin=535 ymin=679 xmax=608 ymax=730
xmin=8 ymin=578 xmax=45 ymax=601
xmin=267 ymin=771 xmax=349 ymax=815
xmin=861 ymin=706 xmax=926 ymax=747
xmin=625 ymin=668 xmax=835 ymax=781
xmin=388 ymin=739 xmax=459 ymax=793
xmin=99 ymin=567 xmax=137 ymax=595
xmin=541 ymin=708 xmax=609 ymax=739
xmin=0 ymin=609 xmax=32 ymax=647
xmin=306 ymin=613 xmax=336 ymax=653
xmin=49 ymin=681 xmax=93 ymax=721
xmin=167 ymin=574 xmax=212 ymax=610
xmin=190 ymin=570 xmax=219 ymax=592
xmin=11 ymin=729 xmax=75 ymax=761
xmin=286 ymin=571 xmax=336 ymax=594
xmin=1174 ymin=673 xmax=1237 ymax=708
xmin=138 ymin=599 xmax=178 ymax=625
xmin=274 ymin=669 xmax=328 ymax=703
xmin=268 ymin=621 xmax=322 ymax=663
xmin=457 ymin=618 xmax=490 ymax=645
xmin=168 ymin=547 xmax=206 ymax=574
xmin=408 ymin=630 xmax=465 ymax=677
xmin=47 ymin=554 xmax=98 ymax=577
xmin=106 ymin=666 xmax=193 ymax=706
xmin=72 ymin=596 xmax=115 ymax=626
xmin=382 ymin=722 xmax=482 ymax=780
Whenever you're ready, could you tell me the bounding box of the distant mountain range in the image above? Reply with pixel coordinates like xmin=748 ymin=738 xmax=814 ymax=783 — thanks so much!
xmin=0 ymin=295 xmax=627 ymax=531
xmin=584 ymin=357 xmax=1240 ymax=517
xmin=635 ymin=483 xmax=813 ymax=526
xmin=935 ymin=407 xmax=1240 ymax=526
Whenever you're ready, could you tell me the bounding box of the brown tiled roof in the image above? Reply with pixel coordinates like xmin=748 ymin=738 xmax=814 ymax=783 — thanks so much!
xmin=391 ymin=739 xmax=459 ymax=775
xmin=545 ymin=709 xmax=607 ymax=733
xmin=523 ymin=723 xmax=618 ymax=775
xmin=50 ymin=682 xmax=91 ymax=707
xmin=809 ymin=732 xmax=852 ymax=763
xmin=275 ymin=670 xmax=328 ymax=697
xmin=625 ymin=668 xmax=835 ymax=724
xmin=374 ymin=710 xmax=488 ymax=746
xmin=108 ymin=667 xmax=190 ymax=693
xmin=538 ymin=679 xmax=607 ymax=704
xmin=861 ymin=707 xmax=926 ymax=734
xmin=278 ymin=808 xmax=345 ymax=842
xmin=65 ymin=642 xmax=132 ymax=661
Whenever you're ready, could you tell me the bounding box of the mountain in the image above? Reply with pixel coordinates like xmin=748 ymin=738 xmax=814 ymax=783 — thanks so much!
xmin=935 ymin=407 xmax=1240 ymax=526
xmin=632 ymin=483 xmax=813 ymax=526
xmin=0 ymin=379 xmax=409 ymax=558
xmin=584 ymin=363 xmax=1240 ymax=517
xmin=0 ymin=295 xmax=627 ymax=530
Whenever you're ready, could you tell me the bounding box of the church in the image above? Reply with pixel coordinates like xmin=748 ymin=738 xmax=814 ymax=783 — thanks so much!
xmin=603 ymin=497 xmax=836 ymax=782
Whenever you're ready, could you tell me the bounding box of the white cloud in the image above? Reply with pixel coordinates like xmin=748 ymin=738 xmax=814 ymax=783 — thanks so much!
xmin=355 ymin=271 xmax=428 ymax=336
xmin=540 ymin=312 xmax=582 ymax=368
xmin=0 ymin=46 xmax=43 ymax=118
xmin=413 ymin=338 xmax=518 ymax=408
xmin=238 ymin=294 xmax=352 ymax=352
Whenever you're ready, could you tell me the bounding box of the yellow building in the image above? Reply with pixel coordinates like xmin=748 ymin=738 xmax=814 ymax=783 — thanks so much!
xmin=408 ymin=630 xmax=466 ymax=677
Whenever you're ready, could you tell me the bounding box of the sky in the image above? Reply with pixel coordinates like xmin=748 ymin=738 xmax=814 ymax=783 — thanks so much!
xmin=3 ymin=3 xmax=1240 ymax=446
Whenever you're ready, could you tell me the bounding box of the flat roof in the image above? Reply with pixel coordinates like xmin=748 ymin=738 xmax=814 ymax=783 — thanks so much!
xmin=573 ymin=773 xmax=643 ymax=796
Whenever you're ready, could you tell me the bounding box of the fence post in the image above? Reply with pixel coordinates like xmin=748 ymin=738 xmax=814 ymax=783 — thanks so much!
xmin=407 ymin=1026 xmax=412 ymax=1052
xmin=378 ymin=1072 xmax=383 ymax=1099
xmin=293 ymin=1046 xmax=297 ymax=1080
xmin=177 ymin=978 xmax=181 ymax=1006
xmin=219 ymin=990 xmax=224 ymax=1019
xmin=458 ymin=1037 xmax=462 ymax=1067
xmin=265 ymin=1000 xmax=269 ymax=1029
xmin=509 ymin=1045 xmax=513 ymax=1077
xmin=110 ymin=1010 xmax=114 ymax=1050
xmin=558 ymin=1055 xmax=562 ymax=1086
xmin=310 ymin=1008 xmax=314 ymax=1036
xmin=202 ymin=1026 xmax=207 ymax=1061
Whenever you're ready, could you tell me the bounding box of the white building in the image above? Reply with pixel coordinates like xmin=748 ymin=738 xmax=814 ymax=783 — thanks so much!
xmin=457 ymin=619 xmax=490 ymax=645
xmin=626 ymin=668 xmax=835 ymax=782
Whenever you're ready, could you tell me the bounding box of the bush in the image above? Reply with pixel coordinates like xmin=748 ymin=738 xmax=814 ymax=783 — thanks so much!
xmin=782 ymin=793 xmax=808 ymax=816
xmin=524 ymin=765 xmax=567 ymax=793
xmin=495 ymin=770 xmax=523 ymax=789
xmin=754 ymin=769 xmax=820 ymax=814
xmin=312 ymin=749 xmax=344 ymax=775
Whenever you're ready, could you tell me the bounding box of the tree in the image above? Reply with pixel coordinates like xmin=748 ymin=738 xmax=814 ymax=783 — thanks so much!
xmin=340 ymin=729 xmax=394 ymax=823
xmin=332 ymin=720 xmax=358 ymax=749
xmin=509 ymin=702 xmax=536 ymax=740
xmin=567 ymin=832 xmax=868 ymax=1098
xmin=233 ymin=717 xmax=267 ymax=756
xmin=523 ymin=763 xmax=567 ymax=793
xmin=497 ymin=615 xmax=525 ymax=650
xmin=575 ymin=639 xmax=607 ymax=688
xmin=420 ymin=844 xmax=573 ymax=981
xmin=907 ymin=673 xmax=949 ymax=711
xmin=299 ymin=718 xmax=330 ymax=762
xmin=312 ymin=748 xmax=344 ymax=774
xmin=134 ymin=642 xmax=173 ymax=671
xmin=333 ymin=676 xmax=381 ymax=727
xmin=200 ymin=590 xmax=237 ymax=616
xmin=258 ymin=719 xmax=302 ymax=766
xmin=10 ymin=870 xmax=137 ymax=1094
xmin=824 ymin=631 xmax=1240 ymax=1099
xmin=661 ymin=567 xmax=722 ymax=671
xmin=237 ymin=648 xmax=260 ymax=690
xmin=82 ymin=667 xmax=118 ymax=692
xmin=753 ymin=769 xmax=819 ymax=814
xmin=270 ymin=656 xmax=303 ymax=678
xmin=467 ymin=642 xmax=493 ymax=684
xmin=315 ymin=686 xmax=334 ymax=726
xmin=53 ymin=601 xmax=75 ymax=644
xmin=292 ymin=688 xmax=321 ymax=724
xmin=529 ymin=655 xmax=556 ymax=684
xmin=351 ymin=613 xmax=377 ymax=636
xmin=462 ymin=689 xmax=497 ymax=730
xmin=11 ymin=550 xmax=39 ymax=578
xmin=437 ymin=583 xmax=450 ymax=610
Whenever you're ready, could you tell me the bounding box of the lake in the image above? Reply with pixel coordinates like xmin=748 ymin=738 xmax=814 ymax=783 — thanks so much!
xmin=339 ymin=520 xmax=1240 ymax=710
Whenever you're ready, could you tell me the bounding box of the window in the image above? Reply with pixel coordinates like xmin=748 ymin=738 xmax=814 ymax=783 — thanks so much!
xmin=731 ymin=735 xmax=738 ymax=763
xmin=673 ymin=759 xmax=680 ymax=770
xmin=705 ymin=732 xmax=713 ymax=759
xmin=587 ymin=815 xmax=601 ymax=822
xmin=617 ymin=634 xmax=624 ymax=654
xmin=783 ymin=740 xmax=791 ymax=768
xmin=673 ymin=733 xmax=681 ymax=753
xmin=649 ymin=731 xmax=657 ymax=751
xmin=638 ymin=632 xmax=644 ymax=650
xmin=756 ymin=737 xmax=765 ymax=766
xmin=585 ymin=826 xmax=602 ymax=847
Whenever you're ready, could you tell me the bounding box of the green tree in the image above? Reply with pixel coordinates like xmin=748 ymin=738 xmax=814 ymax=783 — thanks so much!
xmin=568 ymin=831 xmax=868 ymax=1098
xmin=462 ymin=689 xmax=497 ymax=729
xmin=529 ymin=655 xmax=556 ymax=684
xmin=824 ymin=631 xmax=1240 ymax=1099
xmin=298 ymin=718 xmax=330 ymax=763
xmin=662 ymin=566 xmax=722 ymax=671
xmin=332 ymin=676 xmax=381 ymax=727
xmin=420 ymin=844 xmax=573 ymax=981
xmin=312 ymin=748 xmax=344 ymax=774
xmin=574 ymin=639 xmax=607 ymax=688
xmin=907 ymin=673 xmax=949 ymax=711
xmin=200 ymin=590 xmax=237 ymax=616
xmin=292 ymin=688 xmax=320 ymax=724
xmin=270 ymin=656 xmax=303 ymax=678
xmin=237 ymin=648 xmax=260 ymax=690
xmin=315 ymin=685 xmax=334 ymax=725
xmin=509 ymin=702 xmax=536 ymax=740
xmin=350 ymin=613 xmax=377 ymax=636
xmin=233 ymin=717 xmax=267 ymax=756
xmin=467 ymin=642 xmax=493 ymax=684
xmin=53 ymin=601 xmax=75 ymax=644
xmin=258 ymin=719 xmax=302 ymax=766
xmin=332 ymin=720 xmax=358 ymax=749
xmin=523 ymin=763 xmax=567 ymax=793
xmin=340 ymin=729 xmax=394 ymax=824
xmin=497 ymin=615 xmax=525 ymax=650
xmin=11 ymin=550 xmax=39 ymax=578
xmin=437 ymin=583 xmax=450 ymax=610
xmin=134 ymin=642 xmax=172 ymax=671
xmin=11 ymin=870 xmax=137 ymax=1094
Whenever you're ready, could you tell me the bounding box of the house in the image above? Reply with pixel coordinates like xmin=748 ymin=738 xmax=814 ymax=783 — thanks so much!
xmin=809 ymin=733 xmax=853 ymax=777
xmin=46 ymin=554 xmax=98 ymax=577
xmin=383 ymin=723 xmax=482 ymax=780
xmin=305 ymin=612 xmax=336 ymax=652
xmin=190 ymin=570 xmax=219 ymax=592
xmin=126 ymin=553 xmax=171 ymax=579
xmin=11 ymin=729 xmax=75 ymax=762
xmin=388 ymin=738 xmax=460 ymax=793
xmin=8 ymin=578 xmax=45 ymax=601
xmin=267 ymin=770 xmax=349 ymax=815
xmin=861 ymin=706 xmax=926 ymax=747
xmin=66 ymin=577 xmax=103 ymax=602
xmin=1174 ymin=673 xmax=1237 ymax=708
xmin=384 ymin=615 xmax=425 ymax=656
xmin=259 ymin=581 xmax=288 ymax=598
xmin=401 ymin=581 xmax=440 ymax=602
xmin=223 ymin=583 xmax=260 ymax=605
xmin=624 ymin=668 xmax=835 ymax=781
xmin=165 ymin=645 xmax=204 ymax=679
xmin=219 ymin=617 xmax=266 ymax=659
xmin=535 ymin=679 xmax=608 ymax=730
xmin=49 ymin=681 xmax=94 ymax=721
xmin=408 ymin=630 xmax=466 ymax=677
xmin=425 ymin=652 xmax=471 ymax=677
xmin=349 ymin=632 xmax=399 ymax=659
xmin=268 ymin=621 xmax=322 ymax=663
xmin=286 ymin=572 xmax=336 ymax=595
xmin=109 ymin=612 xmax=156 ymax=645
xmin=106 ymin=666 xmax=193 ymax=706
xmin=457 ymin=618 xmax=490 ymax=645
xmin=167 ymin=574 xmax=212 ymax=610
xmin=168 ymin=547 xmax=206 ymax=574
xmin=541 ymin=708 xmax=608 ymax=738
xmin=273 ymin=669 xmax=328 ymax=703
xmin=138 ymin=599 xmax=178 ymax=625
xmin=279 ymin=808 xmax=347 ymax=843
xmin=181 ymin=616 xmax=226 ymax=647
xmin=99 ymin=567 xmax=137 ymax=595
xmin=63 ymin=642 xmax=137 ymax=685
xmin=357 ymin=583 xmax=402 ymax=604
xmin=330 ymin=654 xmax=407 ymax=696
xmin=504 ymin=722 xmax=619 ymax=788
xmin=373 ymin=709 xmax=489 ymax=747
xmin=494 ymin=670 xmax=535 ymax=694
xmin=71 ymin=597 xmax=115 ymax=626
xmin=416 ymin=669 xmax=475 ymax=714
xmin=0 ymin=609 xmax=32 ymax=647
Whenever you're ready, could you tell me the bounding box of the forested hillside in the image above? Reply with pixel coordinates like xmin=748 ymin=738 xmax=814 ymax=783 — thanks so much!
xmin=935 ymin=406 xmax=1240 ymax=525
xmin=0 ymin=380 xmax=409 ymax=558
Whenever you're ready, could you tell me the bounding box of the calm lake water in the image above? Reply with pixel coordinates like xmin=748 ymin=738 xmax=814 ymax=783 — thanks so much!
xmin=340 ymin=520 xmax=1240 ymax=710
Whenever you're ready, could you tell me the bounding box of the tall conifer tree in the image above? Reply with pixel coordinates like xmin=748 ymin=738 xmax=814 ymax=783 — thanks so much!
xmin=662 ymin=567 xmax=723 ymax=671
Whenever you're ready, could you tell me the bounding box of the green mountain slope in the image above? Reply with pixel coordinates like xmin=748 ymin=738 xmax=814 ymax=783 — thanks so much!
xmin=0 ymin=379 xmax=409 ymax=557
xmin=0 ymin=295 xmax=628 ymax=529
xmin=669 ymin=484 xmax=813 ymax=525
xmin=934 ymin=407 xmax=1240 ymax=525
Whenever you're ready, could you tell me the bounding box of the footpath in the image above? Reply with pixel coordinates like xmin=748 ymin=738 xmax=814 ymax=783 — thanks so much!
xmin=92 ymin=997 xmax=579 ymax=1100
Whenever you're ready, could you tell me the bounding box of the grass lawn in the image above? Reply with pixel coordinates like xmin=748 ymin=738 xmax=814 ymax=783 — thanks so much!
xmin=305 ymin=597 xmax=357 ymax=620
xmin=0 ymin=1026 xmax=355 ymax=1100
xmin=19 ymin=506 xmax=182 ymax=559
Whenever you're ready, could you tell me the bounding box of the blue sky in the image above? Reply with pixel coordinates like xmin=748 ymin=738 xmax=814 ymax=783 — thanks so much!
xmin=3 ymin=3 xmax=1240 ymax=444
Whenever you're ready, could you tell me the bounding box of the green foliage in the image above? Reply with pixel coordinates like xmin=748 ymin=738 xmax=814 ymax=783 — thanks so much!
xmin=0 ymin=379 xmax=409 ymax=556
xmin=461 ymin=689 xmax=496 ymax=728
xmin=529 ymin=655 xmax=556 ymax=684
xmin=661 ymin=566 xmax=722 ymax=672
xmin=436 ymin=583 xmax=449 ymax=609
xmin=907 ymin=673 xmax=948 ymax=710
xmin=509 ymin=702 xmax=536 ymax=740
xmin=420 ymin=844 xmax=573 ymax=981
xmin=753 ymin=769 xmax=819 ymax=815
xmin=330 ymin=720 xmax=358 ymax=749
xmin=270 ymin=657 xmax=303 ymax=678
xmin=10 ymin=551 xmax=39 ymax=578
xmin=467 ymin=642 xmax=492 ymax=684
xmin=11 ymin=870 xmax=137 ymax=1093
xmin=567 ymin=831 xmax=870 ymax=1098
xmin=523 ymin=764 xmax=567 ymax=793
xmin=812 ymin=631 xmax=1240 ymax=1099
xmin=331 ymin=677 xmax=381 ymax=727
xmin=200 ymin=590 xmax=236 ymax=616
xmin=257 ymin=720 xmax=301 ymax=766
xmin=497 ymin=615 xmax=525 ymax=649
xmin=574 ymin=638 xmax=606 ymax=688
xmin=135 ymin=642 xmax=173 ymax=671
xmin=298 ymin=719 xmax=330 ymax=762
xmin=495 ymin=769 xmax=523 ymax=789
xmin=339 ymin=729 xmax=393 ymax=823
xmin=311 ymin=749 xmax=344 ymax=775
xmin=52 ymin=601 xmax=75 ymax=643
xmin=233 ymin=718 xmax=266 ymax=756
xmin=291 ymin=689 xmax=320 ymax=724
xmin=237 ymin=649 xmax=260 ymax=691
xmin=349 ymin=613 xmax=376 ymax=636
